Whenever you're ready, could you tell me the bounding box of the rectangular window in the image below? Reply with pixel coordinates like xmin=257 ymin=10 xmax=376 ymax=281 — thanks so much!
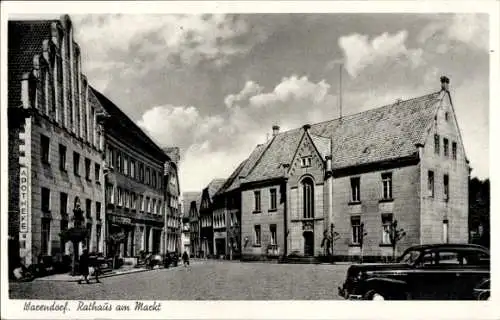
xmin=59 ymin=144 xmax=66 ymax=171
xmin=41 ymin=187 xmax=51 ymax=213
xmin=41 ymin=218 xmax=51 ymax=255
xmin=124 ymin=191 xmax=129 ymax=208
xmin=116 ymin=152 xmax=122 ymax=173
xmin=254 ymin=190 xmax=261 ymax=212
xmin=270 ymin=224 xmax=277 ymax=245
xmin=301 ymin=156 xmax=312 ymax=168
xmin=140 ymin=195 xmax=144 ymax=212
xmin=60 ymin=192 xmax=68 ymax=217
xmin=254 ymin=225 xmax=261 ymax=246
xmin=96 ymin=224 xmax=102 ymax=253
xmin=139 ymin=164 xmax=144 ymax=182
xmin=428 ymin=171 xmax=435 ymax=197
xmin=130 ymin=160 xmax=136 ymax=179
xmin=96 ymin=202 xmax=101 ymax=220
xmin=146 ymin=168 xmax=150 ymax=185
xmin=131 ymin=193 xmax=136 ymax=210
xmin=117 ymin=187 xmax=123 ymax=206
xmin=351 ymin=177 xmax=360 ymax=202
xmin=452 ymin=142 xmax=457 ymax=160
xmin=86 ymin=199 xmax=92 ymax=218
xmin=443 ymin=138 xmax=449 ymax=157
xmin=85 ymin=158 xmax=91 ymax=180
xmin=381 ymin=213 xmax=393 ymax=245
xmin=124 ymin=156 xmax=129 ymax=176
xmin=434 ymin=134 xmax=440 ymax=155
xmin=41 ymin=134 xmax=50 ymax=164
xmin=444 ymin=174 xmax=449 ymax=201
xmin=152 ymin=170 xmax=157 ymax=188
xmin=106 ymin=184 xmax=114 ymax=204
xmin=157 ymin=200 xmax=161 ymax=215
xmin=270 ymin=188 xmax=277 ymax=211
xmin=152 ymin=199 xmax=157 ymax=214
xmin=443 ymin=219 xmax=449 ymax=243
xmin=73 ymin=152 xmax=80 ymax=176
xmin=381 ymin=172 xmax=393 ymax=200
xmin=145 ymin=197 xmax=150 ymax=213
xmin=94 ymin=163 xmax=100 ymax=182
xmin=351 ymin=216 xmax=361 ymax=244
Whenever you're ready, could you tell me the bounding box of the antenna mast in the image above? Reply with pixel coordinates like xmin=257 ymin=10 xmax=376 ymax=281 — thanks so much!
xmin=339 ymin=63 xmax=343 ymax=121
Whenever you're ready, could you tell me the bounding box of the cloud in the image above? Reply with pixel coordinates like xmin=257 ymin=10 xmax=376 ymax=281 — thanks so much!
xmin=338 ymin=30 xmax=423 ymax=78
xmin=71 ymin=14 xmax=271 ymax=91
xmin=138 ymin=75 xmax=340 ymax=190
xmin=418 ymin=14 xmax=489 ymax=52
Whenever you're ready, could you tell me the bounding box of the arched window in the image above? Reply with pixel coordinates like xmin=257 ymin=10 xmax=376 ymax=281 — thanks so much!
xmin=302 ymin=177 xmax=314 ymax=218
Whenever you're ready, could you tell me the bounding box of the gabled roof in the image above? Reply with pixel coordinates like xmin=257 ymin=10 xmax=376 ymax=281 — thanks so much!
xmin=215 ymin=159 xmax=248 ymax=195
xmin=206 ymin=179 xmax=226 ymax=200
xmin=91 ymin=87 xmax=168 ymax=162
xmin=8 ymin=20 xmax=56 ymax=107
xmin=225 ymin=91 xmax=443 ymax=186
xmin=182 ymin=192 xmax=201 ymax=218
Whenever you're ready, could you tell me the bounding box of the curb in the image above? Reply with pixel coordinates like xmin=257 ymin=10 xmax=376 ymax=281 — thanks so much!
xmin=33 ymin=267 xmax=168 ymax=282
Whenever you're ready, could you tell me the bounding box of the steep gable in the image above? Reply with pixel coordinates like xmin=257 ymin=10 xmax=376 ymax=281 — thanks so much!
xmin=288 ymin=130 xmax=326 ymax=177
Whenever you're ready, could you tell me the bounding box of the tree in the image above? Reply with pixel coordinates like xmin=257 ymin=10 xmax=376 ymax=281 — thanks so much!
xmin=388 ymin=220 xmax=406 ymax=261
xmin=358 ymin=223 xmax=368 ymax=263
xmin=320 ymin=223 xmax=340 ymax=261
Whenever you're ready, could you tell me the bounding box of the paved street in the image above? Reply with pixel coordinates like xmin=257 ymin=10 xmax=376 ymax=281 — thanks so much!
xmin=10 ymin=261 xmax=348 ymax=300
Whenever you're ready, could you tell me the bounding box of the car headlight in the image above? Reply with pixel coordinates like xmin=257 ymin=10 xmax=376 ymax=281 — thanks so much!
xmin=356 ymin=271 xmax=365 ymax=280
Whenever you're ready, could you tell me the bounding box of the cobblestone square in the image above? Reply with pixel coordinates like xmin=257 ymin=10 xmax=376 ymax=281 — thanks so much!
xmin=9 ymin=261 xmax=348 ymax=300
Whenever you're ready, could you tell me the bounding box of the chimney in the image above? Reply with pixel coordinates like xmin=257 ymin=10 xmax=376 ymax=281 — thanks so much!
xmin=440 ymin=76 xmax=450 ymax=92
xmin=272 ymin=125 xmax=280 ymax=137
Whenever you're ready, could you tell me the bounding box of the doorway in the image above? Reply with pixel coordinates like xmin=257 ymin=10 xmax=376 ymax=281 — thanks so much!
xmin=304 ymin=232 xmax=314 ymax=256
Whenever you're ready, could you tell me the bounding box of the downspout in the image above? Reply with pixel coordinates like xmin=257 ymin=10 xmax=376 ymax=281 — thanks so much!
xmin=282 ymin=164 xmax=290 ymax=257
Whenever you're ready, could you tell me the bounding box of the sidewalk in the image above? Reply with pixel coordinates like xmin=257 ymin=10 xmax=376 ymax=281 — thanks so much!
xmin=34 ymin=265 xmax=154 ymax=282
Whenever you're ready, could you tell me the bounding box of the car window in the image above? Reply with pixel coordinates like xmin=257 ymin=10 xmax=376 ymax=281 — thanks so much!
xmin=420 ymin=252 xmax=437 ymax=266
xmin=438 ymin=251 xmax=463 ymax=265
xmin=463 ymin=251 xmax=490 ymax=266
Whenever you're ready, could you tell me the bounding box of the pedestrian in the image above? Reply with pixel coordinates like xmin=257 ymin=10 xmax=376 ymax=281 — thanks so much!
xmin=92 ymin=256 xmax=101 ymax=283
xmin=182 ymin=251 xmax=190 ymax=270
xmin=78 ymin=249 xmax=90 ymax=284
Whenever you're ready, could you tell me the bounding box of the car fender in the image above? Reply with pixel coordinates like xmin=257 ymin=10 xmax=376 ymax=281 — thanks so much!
xmin=364 ymin=277 xmax=409 ymax=299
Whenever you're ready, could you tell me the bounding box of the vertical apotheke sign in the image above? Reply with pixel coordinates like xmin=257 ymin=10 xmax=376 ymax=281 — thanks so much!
xmin=19 ymin=167 xmax=29 ymax=232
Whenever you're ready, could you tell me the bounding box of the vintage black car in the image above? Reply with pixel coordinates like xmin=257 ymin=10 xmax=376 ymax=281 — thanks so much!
xmin=338 ymin=244 xmax=490 ymax=300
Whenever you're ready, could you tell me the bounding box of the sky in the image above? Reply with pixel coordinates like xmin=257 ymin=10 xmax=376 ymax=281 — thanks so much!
xmin=10 ymin=12 xmax=490 ymax=191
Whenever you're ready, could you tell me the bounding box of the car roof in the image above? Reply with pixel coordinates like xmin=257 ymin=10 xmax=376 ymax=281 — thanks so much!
xmin=406 ymin=243 xmax=489 ymax=252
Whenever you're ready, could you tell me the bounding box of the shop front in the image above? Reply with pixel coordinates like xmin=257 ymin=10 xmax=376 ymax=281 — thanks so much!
xmin=107 ymin=214 xmax=134 ymax=258
xmin=214 ymin=231 xmax=226 ymax=258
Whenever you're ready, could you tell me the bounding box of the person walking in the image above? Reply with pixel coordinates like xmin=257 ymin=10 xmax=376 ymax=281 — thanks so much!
xmin=92 ymin=255 xmax=101 ymax=283
xmin=78 ymin=249 xmax=90 ymax=284
xmin=182 ymin=251 xmax=190 ymax=270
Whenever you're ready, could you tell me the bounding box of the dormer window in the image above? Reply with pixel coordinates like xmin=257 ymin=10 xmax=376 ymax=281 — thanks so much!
xmin=301 ymin=156 xmax=312 ymax=168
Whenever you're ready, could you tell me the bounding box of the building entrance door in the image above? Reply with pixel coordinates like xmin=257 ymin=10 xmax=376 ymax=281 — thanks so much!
xmin=304 ymin=232 xmax=314 ymax=256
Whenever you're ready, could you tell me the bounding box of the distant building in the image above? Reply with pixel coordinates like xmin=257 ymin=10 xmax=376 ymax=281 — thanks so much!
xmin=164 ymin=147 xmax=182 ymax=253
xmin=218 ymin=77 xmax=470 ymax=261
xmin=182 ymin=192 xmax=200 ymax=256
xmin=186 ymin=192 xmax=202 ymax=257
xmin=199 ymin=179 xmax=225 ymax=258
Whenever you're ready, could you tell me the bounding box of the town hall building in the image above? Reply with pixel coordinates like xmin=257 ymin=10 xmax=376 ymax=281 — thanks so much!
xmin=218 ymin=77 xmax=470 ymax=261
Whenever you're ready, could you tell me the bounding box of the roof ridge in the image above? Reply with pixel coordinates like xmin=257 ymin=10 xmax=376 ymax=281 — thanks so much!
xmin=272 ymin=90 xmax=441 ymax=137
xmin=90 ymin=86 xmax=167 ymax=158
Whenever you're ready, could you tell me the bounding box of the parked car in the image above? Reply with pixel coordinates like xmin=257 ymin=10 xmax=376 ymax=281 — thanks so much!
xmin=338 ymin=244 xmax=490 ymax=300
xmin=472 ymin=278 xmax=490 ymax=300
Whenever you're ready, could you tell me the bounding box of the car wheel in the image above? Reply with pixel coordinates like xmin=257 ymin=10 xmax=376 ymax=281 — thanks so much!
xmin=364 ymin=290 xmax=386 ymax=300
